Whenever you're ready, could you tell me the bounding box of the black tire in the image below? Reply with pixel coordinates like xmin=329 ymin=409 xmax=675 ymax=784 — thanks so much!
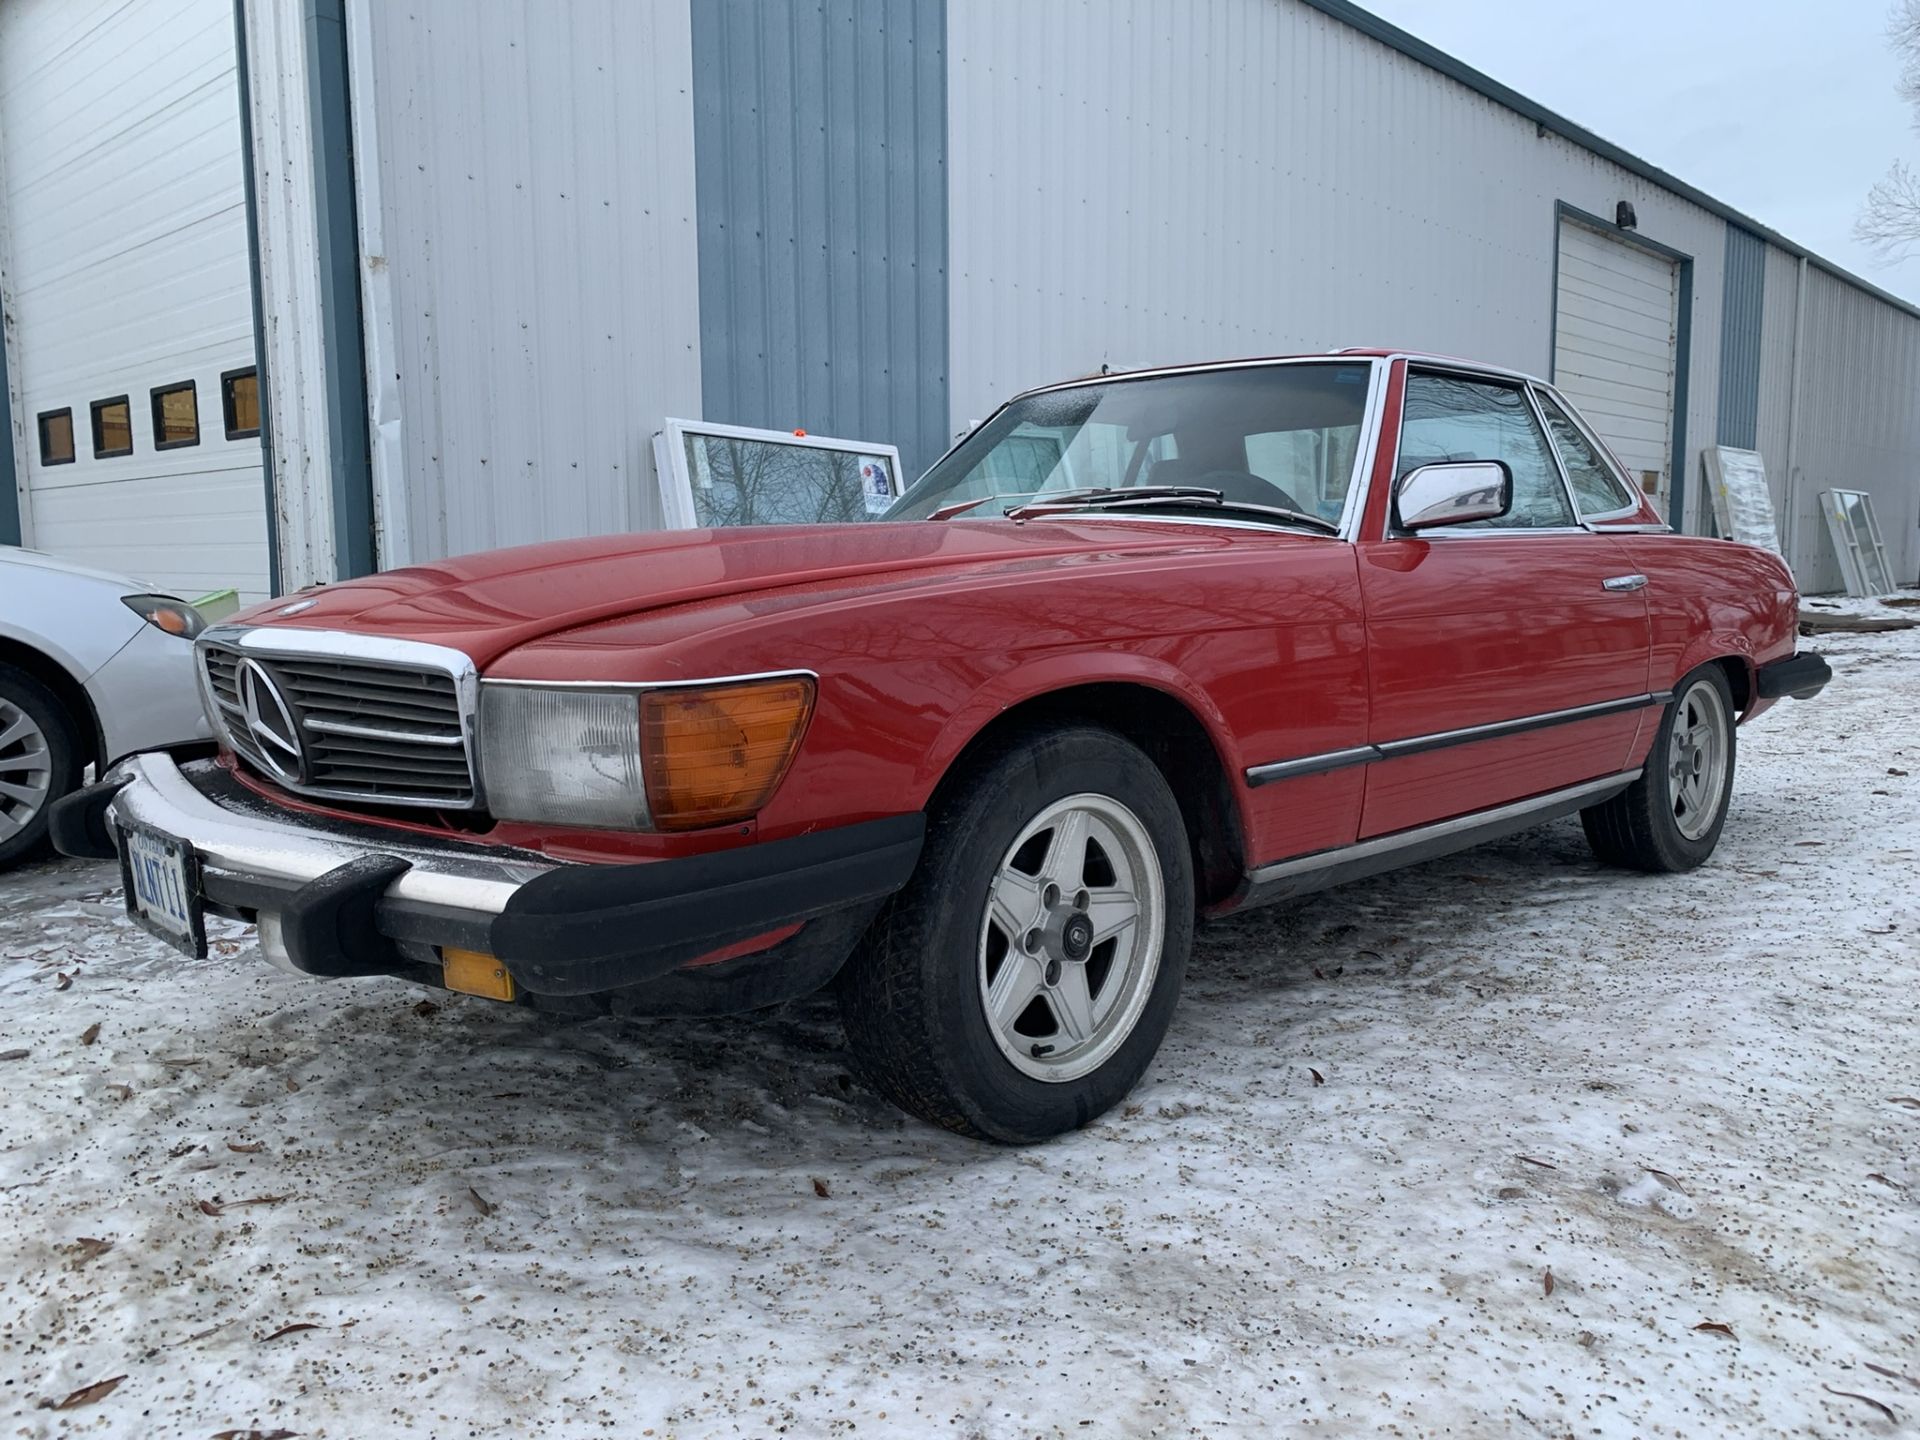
xmin=837 ymin=724 xmax=1194 ymax=1143
xmin=1581 ymin=663 xmax=1736 ymax=873
xmin=0 ymin=663 xmax=82 ymax=871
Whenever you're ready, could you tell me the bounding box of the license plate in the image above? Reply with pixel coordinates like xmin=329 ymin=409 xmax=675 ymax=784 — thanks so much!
xmin=119 ymin=823 xmax=207 ymax=958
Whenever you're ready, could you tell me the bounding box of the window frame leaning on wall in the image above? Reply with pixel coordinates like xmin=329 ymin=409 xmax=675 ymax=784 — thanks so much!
xmin=651 ymin=418 xmax=906 ymax=531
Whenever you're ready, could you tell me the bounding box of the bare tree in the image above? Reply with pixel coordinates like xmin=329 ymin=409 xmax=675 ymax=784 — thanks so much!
xmin=1859 ymin=1 xmax=1920 ymax=256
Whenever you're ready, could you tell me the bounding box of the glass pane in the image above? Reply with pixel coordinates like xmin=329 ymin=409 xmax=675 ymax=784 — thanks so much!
xmin=92 ymin=398 xmax=132 ymax=456
xmin=37 ymin=410 xmax=74 ymax=464
xmin=681 ymin=433 xmax=897 ymax=527
xmin=225 ymin=371 xmax=260 ymax=436
xmin=153 ymin=384 xmax=198 ymax=446
xmin=893 ymin=363 xmax=1372 ymax=520
xmin=1537 ymin=393 xmax=1633 ymax=515
xmin=1398 ymin=374 xmax=1574 ymax=529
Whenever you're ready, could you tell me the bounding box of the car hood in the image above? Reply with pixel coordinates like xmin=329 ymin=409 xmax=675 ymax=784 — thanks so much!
xmin=0 ymin=545 xmax=150 ymax=592
xmin=229 ymin=519 xmax=1260 ymax=667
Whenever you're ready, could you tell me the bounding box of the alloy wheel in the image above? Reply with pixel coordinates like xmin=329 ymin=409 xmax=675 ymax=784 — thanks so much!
xmin=0 ymin=697 xmax=54 ymax=843
xmin=1668 ymin=679 xmax=1730 ymax=841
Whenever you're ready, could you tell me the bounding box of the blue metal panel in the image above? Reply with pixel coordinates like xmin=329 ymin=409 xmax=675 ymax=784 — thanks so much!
xmin=1717 ymin=225 xmax=1765 ymax=450
xmin=692 ymin=0 xmax=949 ymax=480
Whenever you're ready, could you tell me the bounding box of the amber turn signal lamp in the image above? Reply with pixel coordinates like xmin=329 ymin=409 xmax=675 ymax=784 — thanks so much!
xmin=639 ymin=676 xmax=816 ymax=830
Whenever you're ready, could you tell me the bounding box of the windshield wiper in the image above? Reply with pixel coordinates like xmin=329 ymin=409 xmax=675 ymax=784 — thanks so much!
xmin=1006 ymin=486 xmax=1340 ymax=535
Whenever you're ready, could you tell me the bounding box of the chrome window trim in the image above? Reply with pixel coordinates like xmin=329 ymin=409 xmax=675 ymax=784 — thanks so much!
xmin=196 ymin=624 xmax=483 ymax=810
xmin=1029 ymin=514 xmax=1343 ymax=538
xmin=1531 ymin=383 xmax=1645 ymax=525
xmin=1244 ymin=691 xmax=1671 ymax=787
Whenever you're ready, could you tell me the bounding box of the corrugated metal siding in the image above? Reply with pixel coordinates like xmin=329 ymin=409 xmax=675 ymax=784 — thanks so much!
xmin=1752 ymin=244 xmax=1803 ymax=561
xmin=244 ymin=0 xmax=335 ymax=590
xmin=691 ymin=0 xmax=948 ymax=479
xmin=1785 ymin=266 xmax=1920 ymax=592
xmin=1716 ymin=225 xmax=1765 ymax=451
xmin=3 ymin=0 xmax=270 ymax=598
xmin=945 ymin=0 xmax=1724 ymax=508
xmin=353 ymin=0 xmax=702 ymax=560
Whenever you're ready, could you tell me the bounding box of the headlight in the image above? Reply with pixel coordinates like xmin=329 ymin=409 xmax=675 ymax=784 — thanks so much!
xmin=479 ymin=686 xmax=649 ymax=829
xmin=123 ymin=594 xmax=207 ymax=639
xmin=478 ymin=675 xmax=816 ymax=831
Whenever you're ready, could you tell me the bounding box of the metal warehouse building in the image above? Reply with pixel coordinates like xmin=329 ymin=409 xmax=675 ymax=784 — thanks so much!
xmin=4 ymin=0 xmax=1917 ymax=602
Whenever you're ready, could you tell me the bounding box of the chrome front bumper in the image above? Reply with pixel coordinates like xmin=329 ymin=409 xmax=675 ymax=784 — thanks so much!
xmin=90 ymin=752 xmax=555 ymax=969
xmin=55 ymin=752 xmax=925 ymax=997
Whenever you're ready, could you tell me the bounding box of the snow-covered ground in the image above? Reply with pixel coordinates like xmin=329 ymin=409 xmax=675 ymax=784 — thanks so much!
xmin=3 ymin=613 xmax=1917 ymax=1440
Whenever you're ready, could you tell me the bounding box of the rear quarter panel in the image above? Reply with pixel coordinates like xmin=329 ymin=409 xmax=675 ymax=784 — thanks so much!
xmin=1623 ymin=534 xmax=1798 ymax=720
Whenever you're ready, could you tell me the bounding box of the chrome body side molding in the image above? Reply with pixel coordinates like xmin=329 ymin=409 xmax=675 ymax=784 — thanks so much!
xmin=1244 ymin=691 xmax=1671 ymax=788
xmin=1236 ymin=769 xmax=1642 ymax=908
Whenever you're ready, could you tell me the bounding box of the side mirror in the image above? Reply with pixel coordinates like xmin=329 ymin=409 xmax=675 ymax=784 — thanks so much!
xmin=1394 ymin=460 xmax=1513 ymax=531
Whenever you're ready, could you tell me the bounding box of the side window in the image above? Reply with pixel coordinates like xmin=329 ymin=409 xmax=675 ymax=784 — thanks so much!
xmin=1397 ymin=373 xmax=1574 ymax=529
xmin=1537 ymin=391 xmax=1635 ymax=516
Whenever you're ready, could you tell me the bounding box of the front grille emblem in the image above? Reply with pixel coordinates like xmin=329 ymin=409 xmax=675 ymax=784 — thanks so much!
xmin=237 ymin=658 xmax=305 ymax=781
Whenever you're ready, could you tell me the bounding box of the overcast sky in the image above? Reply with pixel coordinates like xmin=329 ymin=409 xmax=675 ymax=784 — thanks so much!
xmin=1361 ymin=0 xmax=1920 ymax=303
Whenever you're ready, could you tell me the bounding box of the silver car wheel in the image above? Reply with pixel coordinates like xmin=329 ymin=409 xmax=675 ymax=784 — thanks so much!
xmin=0 ymin=696 xmax=54 ymax=843
xmin=1668 ymin=678 xmax=1730 ymax=841
xmin=977 ymin=792 xmax=1166 ymax=1083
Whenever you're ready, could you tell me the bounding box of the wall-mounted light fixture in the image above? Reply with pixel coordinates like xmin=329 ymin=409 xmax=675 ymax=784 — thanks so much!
xmin=1615 ymin=200 xmax=1639 ymax=231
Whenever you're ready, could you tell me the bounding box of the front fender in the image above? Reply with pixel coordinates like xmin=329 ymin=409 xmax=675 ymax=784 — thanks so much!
xmin=913 ymin=650 xmax=1247 ymax=798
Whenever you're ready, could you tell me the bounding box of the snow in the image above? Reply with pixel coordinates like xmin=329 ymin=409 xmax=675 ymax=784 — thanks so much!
xmin=3 ymin=610 xmax=1917 ymax=1439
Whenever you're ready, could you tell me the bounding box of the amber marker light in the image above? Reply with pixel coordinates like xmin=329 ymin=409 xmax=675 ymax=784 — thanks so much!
xmin=639 ymin=676 xmax=817 ymax=831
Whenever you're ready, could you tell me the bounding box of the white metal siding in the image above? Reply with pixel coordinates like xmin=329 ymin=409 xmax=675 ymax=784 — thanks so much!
xmin=0 ymin=0 xmax=269 ymax=600
xmin=1552 ymin=217 xmax=1678 ymax=501
xmin=350 ymin=0 xmax=703 ymax=565
xmin=945 ymin=0 xmax=1726 ymax=492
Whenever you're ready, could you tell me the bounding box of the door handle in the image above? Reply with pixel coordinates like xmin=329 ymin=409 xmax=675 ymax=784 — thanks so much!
xmin=1602 ymin=574 xmax=1648 ymax=592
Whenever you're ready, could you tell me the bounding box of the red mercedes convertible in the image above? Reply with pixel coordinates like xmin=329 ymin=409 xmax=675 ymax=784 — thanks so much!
xmin=56 ymin=351 xmax=1830 ymax=1142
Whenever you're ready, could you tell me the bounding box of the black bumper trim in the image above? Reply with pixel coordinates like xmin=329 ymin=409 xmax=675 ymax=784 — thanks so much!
xmin=48 ymin=777 xmax=129 ymax=860
xmin=1756 ymin=651 xmax=1832 ymax=701
xmin=491 ymin=813 xmax=926 ymax=996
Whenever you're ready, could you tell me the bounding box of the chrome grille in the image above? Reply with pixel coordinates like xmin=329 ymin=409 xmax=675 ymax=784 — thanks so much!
xmin=199 ymin=631 xmax=478 ymax=810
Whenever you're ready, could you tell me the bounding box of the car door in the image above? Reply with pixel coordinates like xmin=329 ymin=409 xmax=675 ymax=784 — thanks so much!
xmin=1354 ymin=367 xmax=1654 ymax=839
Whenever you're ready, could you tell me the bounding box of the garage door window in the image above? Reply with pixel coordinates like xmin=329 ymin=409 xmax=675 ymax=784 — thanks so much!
xmin=222 ymin=368 xmax=260 ymax=439
xmin=1397 ymin=373 xmax=1575 ymax=530
xmin=90 ymin=396 xmax=133 ymax=458
xmin=151 ymin=380 xmax=199 ymax=449
xmin=1536 ymin=391 xmax=1635 ymax=518
xmin=36 ymin=409 xmax=74 ymax=466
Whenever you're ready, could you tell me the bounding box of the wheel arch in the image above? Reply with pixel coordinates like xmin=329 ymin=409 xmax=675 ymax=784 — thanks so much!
xmin=920 ymin=670 xmax=1248 ymax=909
xmin=0 ymin=636 xmax=102 ymax=768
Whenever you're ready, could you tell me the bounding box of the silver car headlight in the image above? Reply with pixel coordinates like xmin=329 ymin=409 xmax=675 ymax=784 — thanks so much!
xmin=478 ymin=684 xmax=649 ymax=829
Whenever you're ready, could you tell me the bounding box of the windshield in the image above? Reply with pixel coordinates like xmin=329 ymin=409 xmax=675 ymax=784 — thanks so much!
xmin=889 ymin=362 xmax=1373 ymax=524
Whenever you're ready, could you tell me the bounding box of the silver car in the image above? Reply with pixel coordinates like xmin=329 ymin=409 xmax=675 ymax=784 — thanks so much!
xmin=0 ymin=548 xmax=212 ymax=869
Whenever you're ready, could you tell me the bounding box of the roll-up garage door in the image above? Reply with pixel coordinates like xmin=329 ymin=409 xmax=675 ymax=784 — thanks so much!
xmin=0 ymin=0 xmax=269 ymax=601
xmin=1552 ymin=217 xmax=1680 ymax=512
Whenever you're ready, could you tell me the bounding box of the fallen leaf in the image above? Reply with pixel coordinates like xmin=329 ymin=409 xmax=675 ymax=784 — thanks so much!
xmin=489 ymin=1092 xmax=525 ymax=1099
xmin=1889 ymin=1097 xmax=1920 ymax=1110
xmin=467 ymin=1186 xmax=493 ymax=1217
xmin=0 ymin=1048 xmax=30 ymax=1061
xmin=1822 ymin=1385 xmax=1897 ymax=1423
xmin=81 ymin=1022 xmax=101 ymax=1046
xmin=1644 ymin=1166 xmax=1690 ymax=1195
xmin=1516 ymin=1155 xmax=1558 ymax=1170
xmin=1308 ymin=1067 xmax=1325 ymax=1087
xmin=1694 ymin=1321 xmax=1736 ymax=1338
xmin=260 ymin=1322 xmax=321 ymax=1343
xmin=1543 ymin=1267 xmax=1555 ymax=1296
xmin=39 ymin=1375 xmax=126 ymax=1410
xmin=812 ymin=1177 xmax=831 ymax=1199
xmin=62 ymin=1237 xmax=114 ymax=1266
xmin=55 ymin=972 xmax=71 ymax=990
xmin=1890 ymin=767 xmax=1910 ymax=777
xmin=284 ymin=1076 xmax=301 ymax=1092
xmin=227 ymin=1141 xmax=264 ymax=1154
xmin=105 ymin=1083 xmax=133 ymax=1101
xmin=160 ymin=1057 xmax=206 ymax=1067
xmin=169 ymin=1141 xmax=199 ymax=1159
xmin=212 ymin=1429 xmax=300 ymax=1440
xmin=197 ymin=1199 xmax=224 ymax=1216
xmin=1867 ymin=1172 xmax=1904 ymax=1189
xmin=413 ymin=1000 xmax=439 ymax=1018
xmin=224 ymin=1194 xmax=289 ymax=1209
